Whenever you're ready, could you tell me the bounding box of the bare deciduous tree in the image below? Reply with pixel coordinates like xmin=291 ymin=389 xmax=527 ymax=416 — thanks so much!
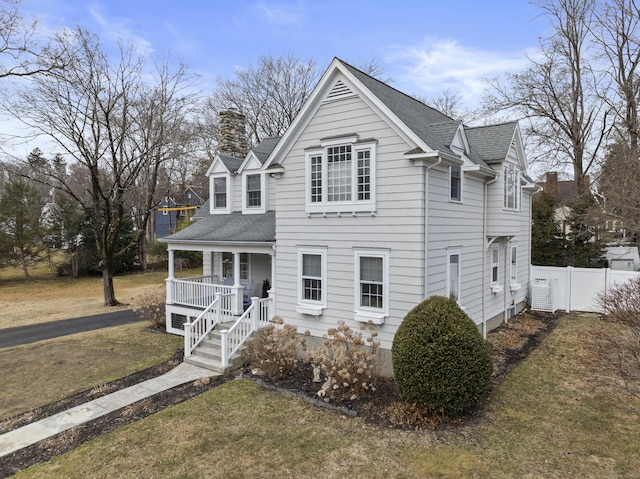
xmin=6 ymin=28 xmax=195 ymax=305
xmin=0 ymin=0 xmax=62 ymax=78
xmin=207 ymin=53 xmax=318 ymax=146
xmin=485 ymin=0 xmax=610 ymax=192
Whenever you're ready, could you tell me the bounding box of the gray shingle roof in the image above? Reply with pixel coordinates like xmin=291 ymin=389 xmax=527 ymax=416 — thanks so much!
xmin=163 ymin=211 xmax=275 ymax=243
xmin=465 ymin=122 xmax=518 ymax=163
xmin=339 ymin=59 xmax=516 ymax=167
xmin=218 ymin=154 xmax=243 ymax=173
xmin=252 ymin=137 xmax=281 ymax=164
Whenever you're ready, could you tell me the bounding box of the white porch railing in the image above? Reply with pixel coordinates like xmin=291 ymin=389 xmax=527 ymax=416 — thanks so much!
xmin=167 ymin=275 xmax=244 ymax=315
xmin=184 ymin=292 xmax=230 ymax=358
xmin=220 ymin=296 xmax=273 ymax=369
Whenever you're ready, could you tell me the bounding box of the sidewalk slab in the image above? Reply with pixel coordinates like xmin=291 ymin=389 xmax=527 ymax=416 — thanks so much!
xmin=0 ymin=363 xmax=214 ymax=458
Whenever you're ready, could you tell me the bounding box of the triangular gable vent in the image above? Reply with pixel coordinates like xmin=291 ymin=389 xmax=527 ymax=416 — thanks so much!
xmin=324 ymin=79 xmax=355 ymax=102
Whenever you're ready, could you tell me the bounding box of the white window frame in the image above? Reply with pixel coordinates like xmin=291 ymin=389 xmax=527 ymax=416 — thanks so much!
xmin=242 ymin=172 xmax=266 ymax=214
xmin=296 ymin=247 xmax=327 ymax=316
xmin=210 ymin=174 xmax=231 ymax=214
xmin=491 ymin=245 xmax=503 ymax=293
xmin=449 ymin=165 xmax=462 ymax=202
xmin=221 ymin=252 xmax=249 ymax=282
xmin=305 ymin=137 xmax=377 ymax=214
xmin=491 ymin=246 xmax=500 ymax=286
xmin=447 ymin=249 xmax=461 ymax=303
xmin=353 ymin=249 xmax=389 ymax=324
xmin=509 ymin=244 xmax=521 ymax=291
xmin=503 ymin=162 xmax=521 ymax=211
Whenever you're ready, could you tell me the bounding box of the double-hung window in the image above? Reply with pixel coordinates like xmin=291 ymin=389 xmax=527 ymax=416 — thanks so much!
xmin=354 ymin=249 xmax=389 ymax=324
xmin=211 ymin=175 xmax=230 ymax=213
xmin=504 ymin=163 xmax=520 ymax=210
xmin=491 ymin=246 xmax=503 ymax=293
xmin=297 ymin=247 xmax=327 ymax=315
xmin=449 ymin=165 xmax=462 ymax=202
xmin=306 ymin=136 xmax=376 ymax=214
xmin=509 ymin=244 xmax=521 ymax=290
xmin=242 ymin=172 xmax=265 ymax=213
xmin=447 ymin=251 xmax=461 ymax=302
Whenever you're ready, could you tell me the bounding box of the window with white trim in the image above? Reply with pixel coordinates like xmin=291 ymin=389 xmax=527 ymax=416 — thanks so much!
xmin=297 ymin=247 xmax=327 ymax=315
xmin=306 ymin=137 xmax=376 ymax=214
xmin=212 ymin=176 xmax=228 ymax=212
xmin=450 ymin=165 xmax=462 ymax=202
xmin=510 ymin=244 xmax=518 ymax=284
xmin=447 ymin=251 xmax=461 ymax=302
xmin=354 ymin=249 xmax=389 ymax=324
xmin=246 ymin=174 xmax=261 ymax=207
xmin=504 ymin=163 xmax=520 ymax=210
xmin=222 ymin=252 xmax=249 ymax=282
xmin=491 ymin=246 xmax=499 ymax=285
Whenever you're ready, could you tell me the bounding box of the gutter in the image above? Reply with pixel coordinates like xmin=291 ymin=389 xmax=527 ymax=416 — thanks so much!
xmin=482 ymin=175 xmax=499 ymax=338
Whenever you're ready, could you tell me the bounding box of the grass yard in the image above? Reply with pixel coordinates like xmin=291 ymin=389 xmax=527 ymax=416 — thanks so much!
xmin=0 ymin=261 xmax=200 ymax=328
xmin=0 ymin=323 xmax=182 ymax=419
xmin=10 ymin=313 xmax=640 ymax=479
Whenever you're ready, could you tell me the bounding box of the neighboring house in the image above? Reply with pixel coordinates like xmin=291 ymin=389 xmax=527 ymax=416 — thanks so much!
xmin=537 ymin=171 xmax=627 ymax=242
xmin=605 ymin=245 xmax=640 ymax=271
xmin=155 ymin=186 xmax=204 ymax=238
xmin=160 ymin=58 xmax=538 ymax=373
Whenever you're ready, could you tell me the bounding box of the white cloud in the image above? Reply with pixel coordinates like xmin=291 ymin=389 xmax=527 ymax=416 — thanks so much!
xmin=389 ymin=37 xmax=530 ymax=106
xmin=252 ymin=1 xmax=302 ymax=26
xmin=87 ymin=5 xmax=154 ymax=56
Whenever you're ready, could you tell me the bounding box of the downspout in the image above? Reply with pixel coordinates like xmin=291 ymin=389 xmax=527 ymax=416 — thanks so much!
xmin=504 ymin=239 xmax=510 ymax=324
xmin=424 ymin=157 xmax=442 ymax=300
xmin=482 ymin=175 xmax=498 ymax=338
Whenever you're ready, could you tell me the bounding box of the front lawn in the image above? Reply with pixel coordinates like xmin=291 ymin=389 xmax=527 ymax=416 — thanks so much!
xmin=11 ymin=313 xmax=640 ymax=478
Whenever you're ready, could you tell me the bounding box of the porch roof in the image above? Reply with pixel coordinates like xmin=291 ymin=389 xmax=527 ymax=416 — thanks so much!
xmin=161 ymin=211 xmax=275 ymax=244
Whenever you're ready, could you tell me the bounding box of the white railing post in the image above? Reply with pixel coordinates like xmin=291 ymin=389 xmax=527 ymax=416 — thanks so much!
xmin=215 ymin=292 xmax=222 ymax=325
xmin=184 ymin=322 xmax=192 ymax=358
xmin=251 ymin=297 xmax=259 ymax=332
xmin=268 ymin=289 xmax=275 ymax=321
xmin=220 ymin=329 xmax=229 ymax=368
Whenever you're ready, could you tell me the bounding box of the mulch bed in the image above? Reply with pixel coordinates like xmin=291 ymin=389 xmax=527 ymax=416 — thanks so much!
xmin=0 ymin=309 xmax=560 ymax=478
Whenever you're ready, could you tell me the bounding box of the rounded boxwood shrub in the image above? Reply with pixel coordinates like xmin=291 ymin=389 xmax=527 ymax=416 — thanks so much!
xmin=391 ymin=296 xmax=493 ymax=417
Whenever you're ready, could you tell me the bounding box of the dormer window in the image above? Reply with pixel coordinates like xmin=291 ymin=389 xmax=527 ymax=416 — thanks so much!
xmin=209 ymin=175 xmax=231 ymax=214
xmin=246 ymin=174 xmax=261 ymax=207
xmin=305 ymin=135 xmax=376 ymax=214
xmin=242 ymin=172 xmax=266 ymax=213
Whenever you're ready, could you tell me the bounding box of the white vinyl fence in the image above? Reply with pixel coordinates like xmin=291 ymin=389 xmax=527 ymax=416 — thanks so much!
xmin=530 ymin=266 xmax=640 ymax=313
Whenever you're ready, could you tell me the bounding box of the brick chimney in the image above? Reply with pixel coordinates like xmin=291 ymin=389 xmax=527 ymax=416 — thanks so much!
xmin=546 ymin=171 xmax=558 ymax=197
xmin=217 ymin=109 xmax=249 ymax=158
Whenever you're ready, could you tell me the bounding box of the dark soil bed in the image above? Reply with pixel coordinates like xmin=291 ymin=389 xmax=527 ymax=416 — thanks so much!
xmin=0 ymin=309 xmax=560 ymax=478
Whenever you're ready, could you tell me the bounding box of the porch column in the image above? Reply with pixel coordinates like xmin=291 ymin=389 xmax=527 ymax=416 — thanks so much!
xmin=233 ymin=252 xmax=241 ymax=286
xmin=232 ymin=251 xmax=243 ymax=314
xmin=166 ymin=249 xmax=175 ymax=305
xmin=270 ymin=251 xmax=276 ymax=290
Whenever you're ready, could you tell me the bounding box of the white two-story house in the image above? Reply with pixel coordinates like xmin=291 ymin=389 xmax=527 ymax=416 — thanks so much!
xmin=161 ymin=58 xmax=538 ymax=373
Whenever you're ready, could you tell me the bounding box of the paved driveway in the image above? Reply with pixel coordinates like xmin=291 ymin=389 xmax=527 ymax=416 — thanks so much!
xmin=0 ymin=310 xmax=142 ymax=348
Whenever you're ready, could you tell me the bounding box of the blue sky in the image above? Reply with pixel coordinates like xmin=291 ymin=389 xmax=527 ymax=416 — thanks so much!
xmin=3 ymin=1 xmax=551 ymax=158
xmin=19 ymin=0 xmax=549 ymax=105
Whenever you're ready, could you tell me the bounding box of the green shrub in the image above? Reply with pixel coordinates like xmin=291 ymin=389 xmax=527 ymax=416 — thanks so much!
xmin=391 ymin=296 xmax=493 ymax=417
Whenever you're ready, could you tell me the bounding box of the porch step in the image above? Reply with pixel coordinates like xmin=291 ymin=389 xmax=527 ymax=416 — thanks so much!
xmin=183 ymin=329 xmax=247 ymax=374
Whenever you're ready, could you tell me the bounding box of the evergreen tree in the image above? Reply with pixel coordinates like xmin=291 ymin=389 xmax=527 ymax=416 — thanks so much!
xmin=565 ymin=194 xmax=606 ymax=268
xmin=0 ymin=175 xmax=45 ymax=280
xmin=532 ymin=191 xmax=565 ymax=266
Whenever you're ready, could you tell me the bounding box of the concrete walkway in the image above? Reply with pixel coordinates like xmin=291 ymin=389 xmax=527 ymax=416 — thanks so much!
xmin=0 ymin=362 xmax=215 ymax=458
